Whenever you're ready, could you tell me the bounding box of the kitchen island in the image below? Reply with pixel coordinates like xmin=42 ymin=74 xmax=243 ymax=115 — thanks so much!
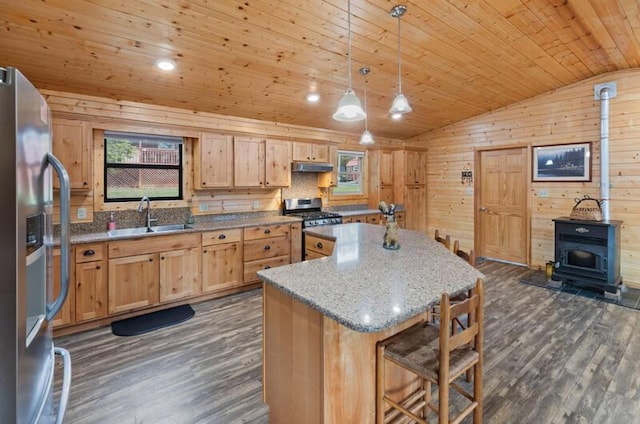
xmin=257 ymin=223 xmax=484 ymax=424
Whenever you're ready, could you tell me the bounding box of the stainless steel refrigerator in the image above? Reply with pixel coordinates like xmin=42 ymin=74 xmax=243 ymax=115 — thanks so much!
xmin=0 ymin=67 xmax=72 ymax=423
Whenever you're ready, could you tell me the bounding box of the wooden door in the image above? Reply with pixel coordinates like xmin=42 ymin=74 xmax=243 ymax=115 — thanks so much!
xmin=75 ymin=260 xmax=107 ymax=321
xmin=379 ymin=185 xmax=394 ymax=206
xmin=195 ymin=132 xmax=233 ymax=188
xmin=234 ymin=137 xmax=265 ymax=187
xmin=159 ymin=247 xmax=201 ymax=302
xmin=292 ymin=142 xmax=312 ymax=161
xmin=311 ymin=143 xmax=329 ymax=162
xmin=265 ymin=139 xmax=291 ymax=187
xmin=108 ymin=254 xmax=159 ymax=313
xmin=477 ymin=147 xmax=529 ymax=264
xmin=202 ymin=242 xmax=243 ymax=292
xmin=52 ymin=119 xmax=91 ymax=190
xmin=51 ymin=247 xmax=75 ymax=327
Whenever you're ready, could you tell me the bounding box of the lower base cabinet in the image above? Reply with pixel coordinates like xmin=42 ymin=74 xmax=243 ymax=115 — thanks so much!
xmin=160 ymin=247 xmax=201 ymax=302
xmin=52 ymin=247 xmax=75 ymax=327
xmin=75 ymin=243 xmax=107 ymax=321
xmin=202 ymin=229 xmax=243 ymax=293
xmin=108 ymin=253 xmax=159 ymax=314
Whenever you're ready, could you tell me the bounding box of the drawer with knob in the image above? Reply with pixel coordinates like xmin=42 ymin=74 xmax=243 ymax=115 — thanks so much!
xmin=202 ymin=228 xmax=242 ymax=246
xmin=244 ymin=224 xmax=289 ymax=241
xmin=244 ymin=236 xmax=290 ymax=261
xmin=75 ymin=243 xmax=105 ymax=263
xmin=244 ymin=256 xmax=290 ymax=284
xmin=304 ymin=235 xmax=335 ymax=258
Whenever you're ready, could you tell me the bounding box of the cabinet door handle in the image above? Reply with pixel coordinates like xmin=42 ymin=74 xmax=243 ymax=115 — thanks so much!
xmin=264 ymin=265 xmax=271 ymax=270
xmin=83 ymin=249 xmax=95 ymax=256
xmin=264 ymin=229 xmax=271 ymax=234
xmin=218 ymin=234 xmax=226 ymax=240
xmin=264 ymin=245 xmax=271 ymax=250
xmin=203 ymin=249 xmax=207 ymax=254
xmin=149 ymin=258 xmax=153 ymax=262
xmin=317 ymin=242 xmax=323 ymax=249
xmin=96 ymin=265 xmax=101 ymax=270
xmin=203 ymin=182 xmax=207 ymax=185
xmin=161 ymin=256 xmax=165 ymax=260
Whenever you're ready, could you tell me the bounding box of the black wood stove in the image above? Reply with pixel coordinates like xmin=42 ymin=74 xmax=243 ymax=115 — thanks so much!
xmin=553 ymin=217 xmax=622 ymax=295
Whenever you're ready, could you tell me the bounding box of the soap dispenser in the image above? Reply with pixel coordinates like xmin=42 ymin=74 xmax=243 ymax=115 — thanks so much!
xmin=107 ymin=212 xmax=116 ymax=231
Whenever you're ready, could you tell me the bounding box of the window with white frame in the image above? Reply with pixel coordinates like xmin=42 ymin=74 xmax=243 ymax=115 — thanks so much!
xmin=333 ymin=150 xmax=365 ymax=195
xmin=104 ymin=131 xmax=183 ymax=202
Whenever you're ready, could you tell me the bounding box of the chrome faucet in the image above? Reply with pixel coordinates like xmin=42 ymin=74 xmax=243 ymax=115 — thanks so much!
xmin=137 ymin=196 xmax=157 ymax=229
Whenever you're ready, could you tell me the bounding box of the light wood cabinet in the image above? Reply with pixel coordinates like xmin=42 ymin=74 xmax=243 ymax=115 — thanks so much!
xmin=265 ymin=139 xmax=292 ymax=187
xmin=243 ymin=224 xmax=291 ymax=283
xmin=52 ymin=119 xmax=91 ymax=191
xmin=51 ymin=247 xmax=75 ymax=328
xmin=393 ymin=149 xmax=427 ymax=232
xmin=108 ymin=253 xmax=159 ymax=314
xmin=290 ymin=223 xmax=303 ymax=263
xmin=292 ymin=142 xmax=329 ymax=163
xmin=194 ymin=133 xmax=233 ymax=189
xmin=318 ymin=144 xmax=339 ymax=188
xmin=368 ymin=149 xmax=395 ymax=208
xmin=404 ymin=185 xmax=427 ymax=232
xmin=159 ymin=247 xmax=201 ymax=302
xmin=201 ymin=228 xmax=243 ymax=293
xmin=304 ymin=234 xmax=335 ymax=259
xmin=234 ymin=136 xmax=265 ymax=187
xmin=395 ymin=211 xmax=406 ymax=229
xmin=108 ymin=233 xmax=199 ymax=313
xmin=234 ymin=137 xmax=291 ymax=188
xmin=74 ymin=243 xmax=107 ymax=322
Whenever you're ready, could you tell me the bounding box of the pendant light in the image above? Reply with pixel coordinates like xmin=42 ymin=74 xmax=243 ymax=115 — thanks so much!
xmin=389 ymin=4 xmax=412 ymax=116
xmin=333 ymin=0 xmax=366 ymax=122
xmin=359 ymin=67 xmax=375 ymax=145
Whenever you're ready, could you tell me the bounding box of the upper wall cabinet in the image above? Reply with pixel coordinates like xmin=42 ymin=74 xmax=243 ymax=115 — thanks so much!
xmin=52 ymin=119 xmax=92 ymax=191
xmin=292 ymin=142 xmax=329 ymax=163
xmin=234 ymin=137 xmax=292 ymax=188
xmin=265 ymin=139 xmax=292 ymax=188
xmin=234 ymin=137 xmax=266 ymax=188
xmin=194 ymin=133 xmax=233 ymax=189
xmin=317 ymin=144 xmax=339 ymax=188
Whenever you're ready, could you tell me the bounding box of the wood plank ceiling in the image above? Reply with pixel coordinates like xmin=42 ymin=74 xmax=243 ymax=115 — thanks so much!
xmin=1 ymin=0 xmax=639 ymax=139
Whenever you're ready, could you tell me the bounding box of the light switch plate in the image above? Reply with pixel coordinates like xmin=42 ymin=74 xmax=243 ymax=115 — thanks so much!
xmin=252 ymin=200 xmax=260 ymax=209
xmin=199 ymin=203 xmax=208 ymax=212
xmin=539 ymin=189 xmax=549 ymax=198
xmin=77 ymin=207 xmax=87 ymax=219
xmin=465 ymin=186 xmax=473 ymax=196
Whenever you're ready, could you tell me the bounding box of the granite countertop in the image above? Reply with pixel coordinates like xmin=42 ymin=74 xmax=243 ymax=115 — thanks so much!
xmin=66 ymin=215 xmax=302 ymax=245
xmin=334 ymin=205 xmax=405 ymax=217
xmin=257 ymin=223 xmax=484 ymax=333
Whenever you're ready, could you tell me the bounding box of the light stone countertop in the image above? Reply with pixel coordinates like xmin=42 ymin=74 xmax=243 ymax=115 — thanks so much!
xmin=257 ymin=223 xmax=484 ymax=333
xmin=65 ymin=215 xmax=302 ymax=245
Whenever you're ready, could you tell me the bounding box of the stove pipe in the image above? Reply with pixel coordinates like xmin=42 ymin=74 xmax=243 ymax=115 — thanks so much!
xmin=595 ymin=82 xmax=616 ymax=221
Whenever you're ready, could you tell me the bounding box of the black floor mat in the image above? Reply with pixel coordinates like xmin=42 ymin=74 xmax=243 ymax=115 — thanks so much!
xmin=519 ymin=270 xmax=640 ymax=310
xmin=111 ymin=305 xmax=195 ymax=336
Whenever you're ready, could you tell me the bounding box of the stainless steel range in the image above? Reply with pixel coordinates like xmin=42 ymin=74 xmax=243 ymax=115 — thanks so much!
xmin=283 ymin=198 xmax=342 ymax=261
xmin=283 ymin=198 xmax=342 ymax=227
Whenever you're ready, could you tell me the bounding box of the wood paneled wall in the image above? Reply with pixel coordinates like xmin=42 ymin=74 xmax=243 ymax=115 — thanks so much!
xmin=44 ymin=90 xmax=399 ymax=220
xmin=407 ymin=68 xmax=640 ymax=287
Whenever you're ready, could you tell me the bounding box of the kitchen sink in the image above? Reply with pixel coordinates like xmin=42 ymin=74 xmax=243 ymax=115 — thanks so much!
xmin=107 ymin=227 xmax=155 ymax=237
xmin=150 ymin=224 xmax=194 ymax=233
xmin=107 ymin=224 xmax=193 ymax=237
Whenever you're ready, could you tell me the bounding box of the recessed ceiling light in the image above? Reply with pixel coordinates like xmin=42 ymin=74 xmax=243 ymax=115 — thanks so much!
xmin=155 ymin=59 xmax=176 ymax=71
xmin=306 ymin=93 xmax=320 ymax=103
xmin=391 ymin=112 xmax=402 ymax=120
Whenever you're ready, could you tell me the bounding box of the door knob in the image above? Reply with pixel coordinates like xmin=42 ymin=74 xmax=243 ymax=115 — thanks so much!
xmin=480 ymin=207 xmax=487 ymax=212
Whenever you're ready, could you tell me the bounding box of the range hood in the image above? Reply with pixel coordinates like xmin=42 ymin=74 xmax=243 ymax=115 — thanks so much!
xmin=292 ymin=162 xmax=334 ymax=173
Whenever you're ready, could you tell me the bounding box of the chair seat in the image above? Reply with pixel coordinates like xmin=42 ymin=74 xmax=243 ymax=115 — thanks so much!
xmin=382 ymin=322 xmax=479 ymax=382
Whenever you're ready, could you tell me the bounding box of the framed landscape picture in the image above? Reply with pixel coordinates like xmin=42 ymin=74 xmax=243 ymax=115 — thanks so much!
xmin=532 ymin=142 xmax=591 ymax=182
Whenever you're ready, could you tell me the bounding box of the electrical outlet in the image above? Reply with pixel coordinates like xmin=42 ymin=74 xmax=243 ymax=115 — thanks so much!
xmin=465 ymin=186 xmax=473 ymax=196
xmin=539 ymin=189 xmax=549 ymax=198
xmin=77 ymin=207 xmax=87 ymax=219
xmin=252 ymin=200 xmax=260 ymax=209
xmin=199 ymin=203 xmax=208 ymax=212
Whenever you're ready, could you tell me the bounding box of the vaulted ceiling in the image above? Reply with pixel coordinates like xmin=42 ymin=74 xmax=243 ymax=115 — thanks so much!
xmin=1 ymin=1 xmax=639 ymax=139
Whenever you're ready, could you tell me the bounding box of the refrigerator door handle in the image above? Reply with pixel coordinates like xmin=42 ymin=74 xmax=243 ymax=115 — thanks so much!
xmin=46 ymin=153 xmax=71 ymax=320
xmin=54 ymin=347 xmax=72 ymax=424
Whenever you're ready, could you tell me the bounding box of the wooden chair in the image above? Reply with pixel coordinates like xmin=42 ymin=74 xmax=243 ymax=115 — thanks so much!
xmin=376 ymin=278 xmax=484 ymax=424
xmin=453 ymin=240 xmax=474 ymax=267
xmin=434 ymin=229 xmax=451 ymax=250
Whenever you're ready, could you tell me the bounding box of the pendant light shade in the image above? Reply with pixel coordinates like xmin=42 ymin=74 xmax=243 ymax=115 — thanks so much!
xmin=334 ymin=89 xmax=367 ymax=122
xmin=359 ymin=67 xmax=375 ymax=145
xmin=389 ymin=4 xmax=412 ymax=116
xmin=333 ymin=0 xmax=366 ymax=122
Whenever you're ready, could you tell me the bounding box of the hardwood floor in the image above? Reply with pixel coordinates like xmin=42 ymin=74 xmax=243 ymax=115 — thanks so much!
xmin=55 ymin=261 xmax=640 ymax=423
